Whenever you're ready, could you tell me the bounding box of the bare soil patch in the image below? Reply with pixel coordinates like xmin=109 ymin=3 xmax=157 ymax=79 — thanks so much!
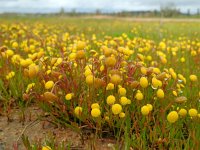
xmin=0 ymin=107 xmax=114 ymax=150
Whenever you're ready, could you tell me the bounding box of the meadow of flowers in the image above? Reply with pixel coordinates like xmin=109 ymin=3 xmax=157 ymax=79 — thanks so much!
xmin=0 ymin=17 xmax=200 ymax=149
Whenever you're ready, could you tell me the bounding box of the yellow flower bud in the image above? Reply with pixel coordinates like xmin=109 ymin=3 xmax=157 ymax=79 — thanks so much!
xmin=28 ymin=65 xmax=39 ymax=78
xmin=110 ymin=74 xmax=121 ymax=85
xmin=86 ymin=75 xmax=95 ymax=85
xmin=91 ymin=103 xmax=100 ymax=109
xmin=119 ymin=112 xmax=126 ymax=118
xmin=42 ymin=146 xmax=52 ymax=150
xmin=105 ymin=56 xmax=116 ymax=67
xmin=106 ymin=95 xmax=116 ymax=105
xmin=188 ymin=108 xmax=198 ymax=117
xmin=76 ymin=41 xmax=86 ymax=50
xmin=157 ymin=89 xmax=164 ymax=99
xmin=106 ymin=83 xmax=114 ymax=90
xmin=45 ymin=81 xmax=54 ymax=90
xmin=146 ymin=104 xmax=153 ymax=111
xmin=118 ymin=87 xmax=126 ymax=96
xmin=135 ymin=92 xmax=143 ymax=101
xmin=12 ymin=41 xmax=18 ymax=49
xmin=120 ymin=96 xmax=128 ymax=106
xmin=189 ymin=75 xmax=197 ymax=82
xmin=167 ymin=111 xmax=178 ymax=123
xmin=178 ymin=108 xmax=187 ymax=117
xmin=74 ymin=106 xmax=83 ymax=116
xmin=76 ymin=50 xmax=85 ymax=59
xmin=91 ymin=108 xmax=101 ymax=117
xmin=84 ymin=69 xmax=92 ymax=77
xmin=5 ymin=50 xmax=14 ymax=57
xmin=140 ymin=77 xmax=148 ymax=88
xmin=152 ymin=77 xmax=162 ymax=89
xmin=112 ymin=104 xmax=122 ymax=115
xmin=141 ymin=106 xmax=150 ymax=115
xmin=65 ymin=93 xmax=73 ymax=100
xmin=140 ymin=67 xmax=147 ymax=75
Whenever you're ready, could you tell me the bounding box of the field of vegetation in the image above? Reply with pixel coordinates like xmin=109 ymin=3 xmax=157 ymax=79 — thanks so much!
xmin=0 ymin=16 xmax=200 ymax=149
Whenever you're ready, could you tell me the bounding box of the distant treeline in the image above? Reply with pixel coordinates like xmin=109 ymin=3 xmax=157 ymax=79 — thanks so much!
xmin=64 ymin=6 xmax=200 ymax=18
xmin=1 ymin=6 xmax=200 ymax=18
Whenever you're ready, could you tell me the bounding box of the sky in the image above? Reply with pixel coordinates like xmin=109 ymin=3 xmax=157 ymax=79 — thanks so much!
xmin=0 ymin=0 xmax=199 ymax=14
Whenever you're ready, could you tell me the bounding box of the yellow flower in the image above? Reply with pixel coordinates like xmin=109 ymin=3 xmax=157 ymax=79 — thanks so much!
xmin=178 ymin=108 xmax=187 ymax=117
xmin=135 ymin=92 xmax=143 ymax=101
xmin=42 ymin=146 xmax=52 ymax=150
xmin=20 ymin=59 xmax=33 ymax=67
xmin=153 ymin=68 xmax=160 ymax=74
xmin=37 ymin=50 xmax=44 ymax=58
xmin=86 ymin=75 xmax=95 ymax=85
xmin=157 ymin=89 xmax=164 ymax=99
xmin=137 ymin=53 xmax=144 ymax=61
xmin=167 ymin=111 xmax=178 ymax=123
xmin=76 ymin=50 xmax=85 ymax=59
xmin=188 ymin=108 xmax=198 ymax=117
xmin=91 ymin=108 xmax=101 ymax=117
xmin=46 ymin=70 xmax=51 ymax=75
xmin=110 ymin=74 xmax=121 ymax=85
xmin=102 ymin=46 xmax=112 ymax=56
xmin=104 ymin=116 xmax=109 ymax=121
xmin=91 ymin=103 xmax=100 ymax=109
xmin=5 ymin=50 xmax=14 ymax=57
xmin=112 ymin=104 xmax=122 ymax=115
xmin=140 ymin=77 xmax=148 ymax=88
xmin=45 ymin=81 xmax=54 ymax=90
xmin=12 ymin=41 xmax=18 ymax=49
xmin=140 ymin=67 xmax=147 ymax=75
xmin=161 ymin=57 xmax=167 ymax=64
xmin=189 ymin=75 xmax=197 ymax=82
xmin=146 ymin=104 xmax=153 ymax=111
xmin=85 ymin=64 xmax=92 ymax=70
xmin=172 ymin=91 xmax=177 ymax=96
xmin=180 ymin=57 xmax=185 ymax=63
xmin=6 ymin=71 xmax=15 ymax=80
xmin=159 ymin=41 xmax=166 ymax=50
xmin=171 ymin=72 xmax=177 ymax=80
xmin=106 ymin=95 xmax=116 ymax=105
xmin=26 ymin=83 xmax=35 ymax=93
xmin=120 ymin=97 xmax=128 ymax=106
xmin=119 ymin=112 xmax=125 ymax=118
xmin=28 ymin=65 xmax=39 ymax=78
xmin=84 ymin=69 xmax=92 ymax=77
xmin=102 ymin=46 xmax=111 ymax=57
xmin=69 ymin=53 xmax=76 ymax=60
xmin=152 ymin=77 xmax=162 ymax=89
xmin=100 ymin=65 xmax=104 ymax=72
xmin=76 ymin=41 xmax=86 ymax=50
xmin=54 ymin=58 xmax=63 ymax=66
xmin=191 ymin=50 xmax=197 ymax=56
xmin=106 ymin=83 xmax=114 ymax=90
xmin=105 ymin=56 xmax=116 ymax=67
xmin=10 ymin=71 xmax=15 ymax=77
xmin=141 ymin=106 xmax=150 ymax=116
xmin=65 ymin=93 xmax=73 ymax=100
xmin=146 ymin=55 xmax=152 ymax=61
xmin=118 ymin=87 xmax=126 ymax=96
xmin=74 ymin=106 xmax=83 ymax=116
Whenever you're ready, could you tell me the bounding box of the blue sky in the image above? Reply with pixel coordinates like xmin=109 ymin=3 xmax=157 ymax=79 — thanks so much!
xmin=0 ymin=0 xmax=199 ymax=14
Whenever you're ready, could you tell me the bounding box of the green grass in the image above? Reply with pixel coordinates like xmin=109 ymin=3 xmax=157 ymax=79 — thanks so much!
xmin=1 ymin=16 xmax=200 ymax=40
